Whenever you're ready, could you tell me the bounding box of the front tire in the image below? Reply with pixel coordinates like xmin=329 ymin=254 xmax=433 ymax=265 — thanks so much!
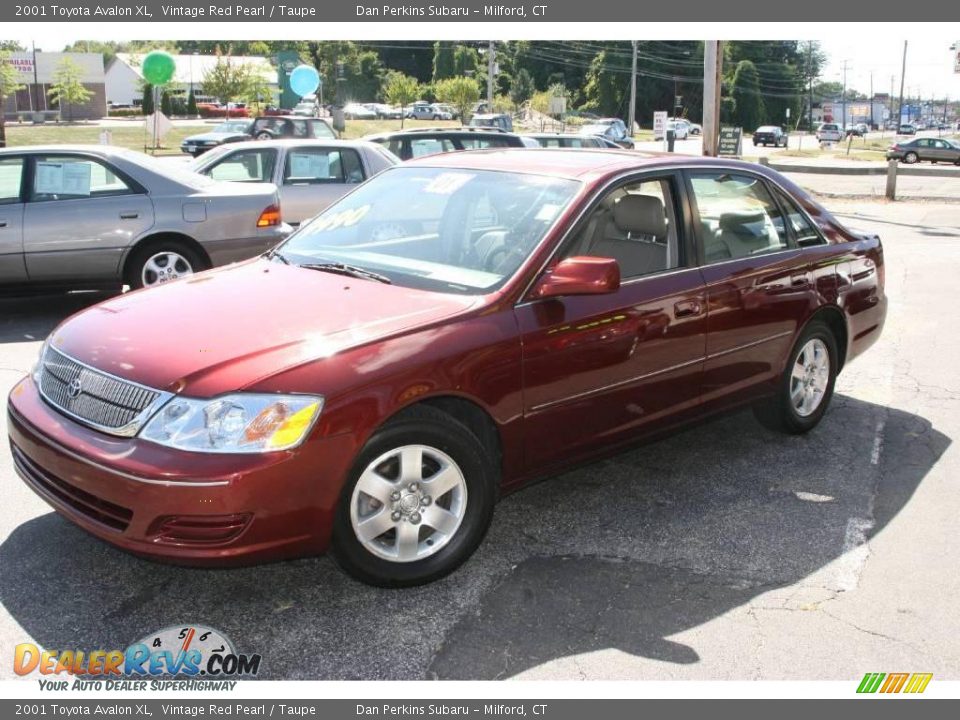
xmin=753 ymin=320 xmax=838 ymax=434
xmin=332 ymin=406 xmax=496 ymax=587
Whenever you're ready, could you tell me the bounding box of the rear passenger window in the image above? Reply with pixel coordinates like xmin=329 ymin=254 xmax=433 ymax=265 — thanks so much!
xmin=773 ymin=189 xmax=825 ymax=247
xmin=689 ymin=172 xmax=789 ymax=263
xmin=559 ymin=176 xmax=682 ymax=279
xmin=409 ymin=138 xmax=455 ymax=158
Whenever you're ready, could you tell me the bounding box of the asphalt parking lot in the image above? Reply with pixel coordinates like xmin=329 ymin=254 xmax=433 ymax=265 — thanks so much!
xmin=1 ymin=198 xmax=958 ymax=681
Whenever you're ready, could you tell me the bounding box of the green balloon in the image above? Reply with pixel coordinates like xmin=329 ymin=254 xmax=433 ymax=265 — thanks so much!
xmin=142 ymin=51 xmax=176 ymax=85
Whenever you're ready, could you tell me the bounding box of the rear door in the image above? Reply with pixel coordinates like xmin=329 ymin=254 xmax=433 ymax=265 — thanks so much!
xmin=23 ymin=153 xmax=155 ymax=283
xmin=279 ymin=145 xmax=367 ymax=225
xmin=685 ymin=169 xmax=810 ymax=405
xmin=0 ymin=155 xmax=27 ymax=283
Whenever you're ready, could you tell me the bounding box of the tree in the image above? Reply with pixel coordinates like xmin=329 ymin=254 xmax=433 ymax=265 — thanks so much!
xmin=432 ymin=41 xmax=456 ymax=82
xmin=202 ymin=54 xmax=254 ymax=117
xmin=160 ymin=91 xmax=173 ymax=116
xmin=435 ymin=76 xmax=480 ymax=126
xmin=730 ymin=60 xmax=765 ymax=131
xmin=187 ymin=88 xmax=198 ymax=116
xmin=0 ymin=51 xmax=26 ymax=147
xmin=580 ymin=50 xmax=627 ymax=118
xmin=47 ymin=57 xmax=92 ymax=121
xmin=383 ymin=71 xmax=419 ymax=128
xmin=141 ymin=83 xmax=154 ymax=116
xmin=510 ymin=68 xmax=535 ymax=108
xmin=453 ymin=45 xmax=478 ymax=77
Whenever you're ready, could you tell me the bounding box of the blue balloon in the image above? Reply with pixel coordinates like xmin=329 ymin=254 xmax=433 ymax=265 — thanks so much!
xmin=289 ymin=64 xmax=320 ymax=97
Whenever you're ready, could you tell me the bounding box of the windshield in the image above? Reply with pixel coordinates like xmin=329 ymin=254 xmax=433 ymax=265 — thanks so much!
xmin=276 ymin=167 xmax=581 ymax=294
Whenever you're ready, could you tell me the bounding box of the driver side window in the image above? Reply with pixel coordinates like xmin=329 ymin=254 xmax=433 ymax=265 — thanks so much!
xmin=689 ymin=172 xmax=789 ymax=264
xmin=559 ymin=176 xmax=682 ymax=280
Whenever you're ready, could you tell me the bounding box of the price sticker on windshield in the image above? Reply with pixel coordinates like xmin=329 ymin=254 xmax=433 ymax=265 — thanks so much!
xmin=424 ymin=173 xmax=475 ymax=195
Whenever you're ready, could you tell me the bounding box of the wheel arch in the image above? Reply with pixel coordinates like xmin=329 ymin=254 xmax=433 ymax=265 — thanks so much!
xmin=808 ymin=305 xmax=849 ymax=371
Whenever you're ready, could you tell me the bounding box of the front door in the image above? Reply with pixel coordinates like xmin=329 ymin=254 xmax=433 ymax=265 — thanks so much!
xmin=517 ymin=172 xmax=707 ymax=469
xmin=280 ymin=146 xmax=367 ymax=225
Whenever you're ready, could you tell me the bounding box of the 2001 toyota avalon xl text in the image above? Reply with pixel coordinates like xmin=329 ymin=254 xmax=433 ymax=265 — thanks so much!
xmin=6 ymin=149 xmax=887 ymax=586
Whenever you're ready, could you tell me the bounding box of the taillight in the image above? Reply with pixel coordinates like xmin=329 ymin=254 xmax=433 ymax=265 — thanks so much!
xmin=257 ymin=204 xmax=281 ymax=228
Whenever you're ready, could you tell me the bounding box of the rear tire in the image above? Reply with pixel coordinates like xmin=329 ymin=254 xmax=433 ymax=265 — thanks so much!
xmin=125 ymin=241 xmax=205 ymax=290
xmin=753 ymin=320 xmax=838 ymax=434
xmin=332 ymin=406 xmax=497 ymax=587
xmin=903 ymin=151 xmax=919 ymax=164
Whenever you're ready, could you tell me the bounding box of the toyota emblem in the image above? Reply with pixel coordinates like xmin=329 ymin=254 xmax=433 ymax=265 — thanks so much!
xmin=66 ymin=378 xmax=82 ymax=398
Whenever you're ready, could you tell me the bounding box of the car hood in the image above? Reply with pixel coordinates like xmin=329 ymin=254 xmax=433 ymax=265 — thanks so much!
xmin=50 ymin=260 xmax=480 ymax=396
xmin=184 ymin=131 xmax=248 ymax=142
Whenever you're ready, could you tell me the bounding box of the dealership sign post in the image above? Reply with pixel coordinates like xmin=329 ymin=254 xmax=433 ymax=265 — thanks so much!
xmin=653 ymin=110 xmax=667 ymax=143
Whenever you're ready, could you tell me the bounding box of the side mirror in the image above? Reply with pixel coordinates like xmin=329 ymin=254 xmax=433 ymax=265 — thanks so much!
xmin=531 ymin=256 xmax=620 ymax=299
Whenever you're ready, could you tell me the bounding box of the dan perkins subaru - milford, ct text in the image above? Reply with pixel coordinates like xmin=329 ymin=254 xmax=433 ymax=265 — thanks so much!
xmin=356 ymin=5 xmax=548 ymax=17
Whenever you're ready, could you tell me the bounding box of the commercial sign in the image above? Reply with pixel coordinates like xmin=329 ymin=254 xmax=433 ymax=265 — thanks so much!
xmin=10 ymin=53 xmax=35 ymax=80
xmin=653 ymin=110 xmax=668 ymax=140
xmin=718 ymin=126 xmax=743 ymax=157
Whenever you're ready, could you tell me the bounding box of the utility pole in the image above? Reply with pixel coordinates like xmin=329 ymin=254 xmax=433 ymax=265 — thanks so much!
xmin=486 ymin=40 xmax=495 ymax=107
xmin=702 ymin=40 xmax=722 ymax=157
xmin=627 ymin=40 xmax=637 ymax=135
xmin=869 ymin=71 xmax=874 ymax=129
xmin=806 ymin=42 xmax=813 ymax=131
xmin=896 ymin=41 xmax=908 ymax=129
xmin=840 ymin=59 xmax=850 ymax=130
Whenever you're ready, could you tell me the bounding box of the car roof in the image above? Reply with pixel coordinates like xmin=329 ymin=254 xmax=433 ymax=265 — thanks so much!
xmin=402 ymin=147 xmax=765 ymax=182
xmin=200 ymin=138 xmax=382 ymax=152
xmin=0 ymin=144 xmax=141 ymax=158
xmin=364 ymin=128 xmax=517 ymax=140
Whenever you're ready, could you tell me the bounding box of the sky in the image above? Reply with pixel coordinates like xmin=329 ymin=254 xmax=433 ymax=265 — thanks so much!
xmin=821 ymin=34 xmax=960 ymax=101
xmin=10 ymin=26 xmax=960 ymax=101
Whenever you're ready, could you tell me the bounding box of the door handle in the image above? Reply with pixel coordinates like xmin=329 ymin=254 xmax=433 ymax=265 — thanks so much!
xmin=0 ymin=220 xmax=7 ymax=228
xmin=119 ymin=212 xmax=140 ymax=220
xmin=674 ymin=300 xmax=703 ymax=319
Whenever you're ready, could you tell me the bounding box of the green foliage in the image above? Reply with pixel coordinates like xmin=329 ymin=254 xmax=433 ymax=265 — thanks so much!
xmin=141 ymin=83 xmax=155 ymax=115
xmin=47 ymin=58 xmax=92 ymax=121
xmin=432 ymin=42 xmax=456 ymax=82
xmin=383 ymin=71 xmax=419 ymax=128
xmin=510 ymin=68 xmax=535 ymax=107
xmin=312 ymin=42 xmax=385 ymax=104
xmin=160 ymin=91 xmax=173 ymax=116
xmin=434 ymin=76 xmax=480 ymax=125
xmin=581 ymin=51 xmax=627 ymax=118
xmin=0 ymin=51 xmax=26 ymax=146
xmin=730 ymin=60 xmax=765 ymax=131
xmin=453 ymin=45 xmax=478 ymax=77
xmin=187 ymin=89 xmax=198 ymax=116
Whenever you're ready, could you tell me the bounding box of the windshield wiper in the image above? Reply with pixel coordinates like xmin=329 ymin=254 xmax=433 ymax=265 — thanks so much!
xmin=299 ymin=262 xmax=392 ymax=284
xmin=263 ymin=248 xmax=289 ymax=264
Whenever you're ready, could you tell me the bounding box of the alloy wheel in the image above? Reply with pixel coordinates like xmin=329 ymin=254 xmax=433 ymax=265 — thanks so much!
xmin=141 ymin=251 xmax=194 ymax=287
xmin=350 ymin=444 xmax=468 ymax=563
xmin=790 ymin=338 xmax=830 ymax=417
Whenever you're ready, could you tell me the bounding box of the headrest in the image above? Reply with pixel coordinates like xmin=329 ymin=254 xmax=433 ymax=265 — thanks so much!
xmin=718 ymin=210 xmax=767 ymax=233
xmin=613 ymin=194 xmax=667 ymax=238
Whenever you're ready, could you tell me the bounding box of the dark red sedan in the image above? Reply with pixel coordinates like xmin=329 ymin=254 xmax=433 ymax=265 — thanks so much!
xmin=7 ymin=150 xmax=887 ymax=587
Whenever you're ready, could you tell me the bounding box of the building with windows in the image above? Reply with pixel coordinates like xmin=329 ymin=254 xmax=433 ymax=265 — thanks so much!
xmin=105 ymin=53 xmax=277 ymax=107
xmin=2 ymin=51 xmax=106 ymax=121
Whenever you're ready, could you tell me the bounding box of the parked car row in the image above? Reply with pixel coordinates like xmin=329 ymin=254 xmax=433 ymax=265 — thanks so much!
xmin=6 ymin=147 xmax=887 ymax=588
xmin=181 ymin=116 xmax=337 ymax=156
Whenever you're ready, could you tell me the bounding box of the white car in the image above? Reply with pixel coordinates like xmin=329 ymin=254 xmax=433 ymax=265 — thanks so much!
xmin=408 ymin=102 xmax=451 ymax=121
xmin=666 ymin=120 xmax=690 ymax=140
xmin=191 ymin=139 xmax=399 ymax=226
xmin=816 ymin=122 xmax=843 ymax=143
xmin=343 ymin=103 xmax=377 ymax=120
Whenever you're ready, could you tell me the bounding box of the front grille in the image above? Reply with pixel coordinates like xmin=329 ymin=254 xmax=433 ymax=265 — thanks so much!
xmin=37 ymin=346 xmax=169 ymax=436
xmin=11 ymin=443 xmax=133 ymax=532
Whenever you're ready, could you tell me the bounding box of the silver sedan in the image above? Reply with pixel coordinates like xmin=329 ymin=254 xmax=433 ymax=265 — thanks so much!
xmin=0 ymin=145 xmax=291 ymax=291
xmin=189 ymin=139 xmax=399 ymax=226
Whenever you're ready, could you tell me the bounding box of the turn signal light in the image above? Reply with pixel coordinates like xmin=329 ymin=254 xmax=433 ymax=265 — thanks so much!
xmin=257 ymin=204 xmax=281 ymax=228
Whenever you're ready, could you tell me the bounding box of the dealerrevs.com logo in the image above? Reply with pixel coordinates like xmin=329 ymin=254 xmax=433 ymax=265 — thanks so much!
xmin=857 ymin=672 xmax=933 ymax=694
xmin=14 ymin=625 xmax=262 ymax=691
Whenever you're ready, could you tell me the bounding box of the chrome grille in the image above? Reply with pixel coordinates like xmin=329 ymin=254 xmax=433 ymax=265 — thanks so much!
xmin=37 ymin=346 xmax=170 ymax=436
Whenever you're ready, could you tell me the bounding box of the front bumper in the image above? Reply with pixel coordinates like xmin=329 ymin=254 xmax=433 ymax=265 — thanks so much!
xmin=7 ymin=376 xmax=354 ymax=565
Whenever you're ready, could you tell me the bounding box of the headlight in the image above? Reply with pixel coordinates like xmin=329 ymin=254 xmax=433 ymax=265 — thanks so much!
xmin=140 ymin=394 xmax=323 ymax=453
xmin=32 ymin=338 xmax=51 ymax=385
